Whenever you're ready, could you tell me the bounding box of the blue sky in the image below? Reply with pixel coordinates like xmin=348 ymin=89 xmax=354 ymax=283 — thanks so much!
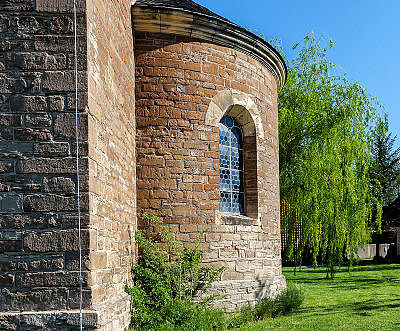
xmin=197 ymin=0 xmax=400 ymax=148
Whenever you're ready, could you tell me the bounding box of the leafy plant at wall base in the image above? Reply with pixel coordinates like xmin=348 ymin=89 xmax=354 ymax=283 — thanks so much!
xmin=227 ymin=283 xmax=305 ymax=328
xmin=125 ymin=213 xmax=225 ymax=330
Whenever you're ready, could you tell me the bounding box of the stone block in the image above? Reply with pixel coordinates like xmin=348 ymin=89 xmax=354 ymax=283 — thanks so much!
xmin=10 ymin=95 xmax=47 ymax=112
xmin=43 ymin=177 xmax=75 ymax=193
xmin=0 ymin=17 xmax=10 ymax=33
xmin=14 ymin=128 xmax=52 ymax=141
xmin=65 ymin=251 xmax=90 ymax=271
xmin=0 ymin=161 xmax=13 ymax=173
xmin=23 ymin=194 xmax=78 ymax=212
xmin=0 ymin=75 xmax=26 ymax=94
xmin=44 ymin=271 xmax=88 ymax=287
xmin=15 ymin=16 xmax=47 ymax=34
xmin=49 ymin=16 xmax=73 ymax=34
xmin=13 ymin=52 xmax=66 ymax=70
xmin=0 ymin=128 xmax=13 ymax=140
xmin=0 ymin=314 xmax=18 ymax=330
xmin=0 ymin=114 xmax=22 ymax=126
xmin=42 ymin=71 xmax=86 ymax=92
xmin=23 ymin=230 xmax=90 ymax=253
xmin=54 ymin=113 xmax=88 ymax=140
xmin=67 ymin=92 xmax=87 ymax=110
xmin=71 ymin=141 xmax=88 ymax=156
xmin=0 ymin=260 xmax=27 ymax=273
xmin=15 ymin=272 xmax=44 ymax=288
xmin=48 ymin=95 xmax=65 ymax=111
xmin=0 ymin=184 xmax=10 ymax=192
xmin=68 ymin=288 xmax=92 ymax=309
xmin=0 ymin=194 xmax=23 ymax=213
xmin=0 ymin=213 xmax=60 ymax=229
xmin=16 ymin=157 xmax=87 ymax=174
xmin=0 ymin=274 xmax=14 ymax=287
xmin=61 ymin=212 xmax=90 ymax=228
xmin=25 ymin=113 xmax=52 ymax=127
xmin=0 ymin=142 xmax=32 ymax=156
xmin=33 ymin=142 xmax=70 ymax=157
xmin=0 ymin=240 xmax=22 ymax=253
xmin=29 ymin=257 xmax=64 ymax=271
xmin=0 ymin=288 xmax=68 ymax=311
xmin=0 ymin=311 xmax=99 ymax=329
xmin=34 ymin=35 xmax=75 ymax=52
xmin=0 ymin=256 xmax=64 ymax=273
xmin=35 ymin=0 xmax=85 ymax=13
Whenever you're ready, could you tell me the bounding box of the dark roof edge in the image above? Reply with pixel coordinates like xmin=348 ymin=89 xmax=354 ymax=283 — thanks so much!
xmin=134 ymin=1 xmax=235 ymax=25
xmin=133 ymin=4 xmax=287 ymax=90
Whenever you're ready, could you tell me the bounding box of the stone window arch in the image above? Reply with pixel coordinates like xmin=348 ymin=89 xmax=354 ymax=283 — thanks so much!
xmin=206 ymin=89 xmax=261 ymax=220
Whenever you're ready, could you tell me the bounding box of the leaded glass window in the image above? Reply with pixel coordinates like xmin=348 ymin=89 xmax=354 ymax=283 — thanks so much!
xmin=219 ymin=116 xmax=244 ymax=213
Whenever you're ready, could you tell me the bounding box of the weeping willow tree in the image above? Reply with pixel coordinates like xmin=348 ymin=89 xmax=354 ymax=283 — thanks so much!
xmin=278 ymin=32 xmax=382 ymax=278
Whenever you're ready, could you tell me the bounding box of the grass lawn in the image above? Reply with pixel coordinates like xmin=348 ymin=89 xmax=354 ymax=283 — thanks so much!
xmin=238 ymin=263 xmax=400 ymax=331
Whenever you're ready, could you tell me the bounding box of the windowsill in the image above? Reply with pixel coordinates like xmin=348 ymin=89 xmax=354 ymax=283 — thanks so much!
xmin=216 ymin=211 xmax=260 ymax=226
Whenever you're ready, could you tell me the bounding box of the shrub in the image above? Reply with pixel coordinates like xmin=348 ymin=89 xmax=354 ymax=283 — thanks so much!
xmin=228 ymin=283 xmax=305 ymax=328
xmin=227 ymin=304 xmax=255 ymax=329
xmin=279 ymin=283 xmax=306 ymax=314
xmin=125 ymin=213 xmax=225 ymax=330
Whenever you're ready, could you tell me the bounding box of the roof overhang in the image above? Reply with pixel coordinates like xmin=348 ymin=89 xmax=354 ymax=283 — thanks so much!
xmin=132 ymin=5 xmax=287 ymax=91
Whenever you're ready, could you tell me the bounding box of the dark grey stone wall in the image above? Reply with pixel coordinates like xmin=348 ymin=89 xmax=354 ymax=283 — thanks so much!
xmin=0 ymin=0 xmax=91 ymax=329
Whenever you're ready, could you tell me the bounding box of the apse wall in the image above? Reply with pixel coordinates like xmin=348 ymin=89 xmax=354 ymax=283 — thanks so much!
xmin=134 ymin=28 xmax=285 ymax=308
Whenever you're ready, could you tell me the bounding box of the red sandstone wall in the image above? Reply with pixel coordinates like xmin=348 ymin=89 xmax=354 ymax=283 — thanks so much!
xmin=135 ymin=31 xmax=283 ymax=308
xmin=86 ymin=0 xmax=136 ymax=328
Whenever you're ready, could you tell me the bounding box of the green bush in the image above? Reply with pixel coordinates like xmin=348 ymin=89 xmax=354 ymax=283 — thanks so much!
xmin=125 ymin=213 xmax=305 ymax=330
xmin=227 ymin=304 xmax=255 ymax=329
xmin=279 ymin=283 xmax=306 ymax=314
xmin=228 ymin=283 xmax=305 ymax=328
xmin=125 ymin=213 xmax=225 ymax=330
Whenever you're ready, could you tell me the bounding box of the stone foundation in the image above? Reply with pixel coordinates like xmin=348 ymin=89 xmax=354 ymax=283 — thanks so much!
xmin=0 ymin=310 xmax=98 ymax=331
xmin=209 ymin=276 xmax=286 ymax=311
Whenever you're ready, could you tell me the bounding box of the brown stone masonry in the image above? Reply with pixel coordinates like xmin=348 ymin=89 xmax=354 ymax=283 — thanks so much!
xmin=135 ymin=31 xmax=284 ymax=309
xmin=86 ymin=0 xmax=136 ymax=328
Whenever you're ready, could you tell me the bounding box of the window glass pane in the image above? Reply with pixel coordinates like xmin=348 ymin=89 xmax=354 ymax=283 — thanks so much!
xmin=219 ymin=125 xmax=230 ymax=146
xmin=219 ymin=116 xmax=244 ymax=214
xmin=232 ymin=193 xmax=244 ymax=214
xmin=219 ymin=146 xmax=230 ymax=168
xmin=220 ymin=191 xmax=231 ymax=212
xmin=231 ymin=149 xmax=242 ymax=170
xmin=220 ymin=168 xmax=231 ymax=191
xmin=231 ymin=127 xmax=242 ymax=148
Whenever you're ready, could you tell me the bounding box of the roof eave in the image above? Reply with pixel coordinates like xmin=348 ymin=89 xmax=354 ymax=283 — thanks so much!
xmin=132 ymin=5 xmax=287 ymax=91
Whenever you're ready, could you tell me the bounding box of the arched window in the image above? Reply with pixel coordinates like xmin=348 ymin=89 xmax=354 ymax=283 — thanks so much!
xmin=219 ymin=116 xmax=244 ymax=214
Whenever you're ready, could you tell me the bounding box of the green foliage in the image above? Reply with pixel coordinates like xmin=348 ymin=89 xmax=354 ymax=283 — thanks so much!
xmin=370 ymin=114 xmax=400 ymax=208
xmin=228 ymin=283 xmax=305 ymax=328
xmin=125 ymin=213 xmax=225 ymax=330
xmin=278 ymin=32 xmax=383 ymax=277
xmin=278 ymin=283 xmax=306 ymax=314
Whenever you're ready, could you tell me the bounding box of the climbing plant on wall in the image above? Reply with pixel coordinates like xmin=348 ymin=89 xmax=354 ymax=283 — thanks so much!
xmin=278 ymin=32 xmax=383 ymax=278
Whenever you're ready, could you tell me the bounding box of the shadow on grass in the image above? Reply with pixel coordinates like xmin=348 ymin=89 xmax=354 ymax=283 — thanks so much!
xmin=297 ymin=298 xmax=400 ymax=318
xmin=287 ymin=263 xmax=400 ymax=275
xmin=326 ymin=278 xmax=400 ymax=290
